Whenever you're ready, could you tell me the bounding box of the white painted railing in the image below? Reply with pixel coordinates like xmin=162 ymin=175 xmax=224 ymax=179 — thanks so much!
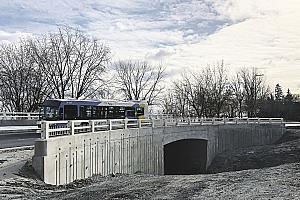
xmin=149 ymin=114 xmax=173 ymax=119
xmin=40 ymin=117 xmax=284 ymax=139
xmin=0 ymin=112 xmax=40 ymax=120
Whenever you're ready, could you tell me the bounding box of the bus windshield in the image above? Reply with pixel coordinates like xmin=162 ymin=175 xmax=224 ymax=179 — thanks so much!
xmin=41 ymin=106 xmax=60 ymax=120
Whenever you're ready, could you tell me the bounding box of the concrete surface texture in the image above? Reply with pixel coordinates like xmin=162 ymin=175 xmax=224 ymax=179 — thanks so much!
xmin=33 ymin=123 xmax=285 ymax=185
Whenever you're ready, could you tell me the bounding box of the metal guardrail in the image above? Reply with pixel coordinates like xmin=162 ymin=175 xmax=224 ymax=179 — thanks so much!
xmin=40 ymin=117 xmax=284 ymax=139
xmin=0 ymin=112 xmax=40 ymax=120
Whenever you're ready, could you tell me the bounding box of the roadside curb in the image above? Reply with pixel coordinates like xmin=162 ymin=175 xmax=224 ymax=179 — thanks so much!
xmin=0 ymin=145 xmax=34 ymax=152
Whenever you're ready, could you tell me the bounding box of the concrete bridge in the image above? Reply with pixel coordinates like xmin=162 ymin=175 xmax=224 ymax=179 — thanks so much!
xmin=32 ymin=118 xmax=285 ymax=185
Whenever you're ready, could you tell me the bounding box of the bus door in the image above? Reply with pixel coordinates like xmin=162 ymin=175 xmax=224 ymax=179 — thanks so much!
xmin=64 ymin=105 xmax=78 ymax=120
xmin=125 ymin=107 xmax=136 ymax=119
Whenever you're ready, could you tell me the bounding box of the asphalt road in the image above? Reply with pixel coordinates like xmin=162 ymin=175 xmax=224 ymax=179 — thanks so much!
xmin=0 ymin=129 xmax=40 ymax=149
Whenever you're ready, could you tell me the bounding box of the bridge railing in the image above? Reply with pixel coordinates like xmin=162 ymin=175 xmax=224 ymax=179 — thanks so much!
xmin=40 ymin=117 xmax=284 ymax=139
xmin=149 ymin=114 xmax=173 ymax=119
xmin=0 ymin=112 xmax=40 ymax=120
xmin=41 ymin=121 xmax=69 ymax=139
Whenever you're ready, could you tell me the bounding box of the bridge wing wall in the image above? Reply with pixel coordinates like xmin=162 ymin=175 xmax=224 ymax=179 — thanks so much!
xmin=205 ymin=124 xmax=284 ymax=167
xmin=33 ymin=127 xmax=164 ymax=185
xmin=161 ymin=124 xmax=284 ymax=170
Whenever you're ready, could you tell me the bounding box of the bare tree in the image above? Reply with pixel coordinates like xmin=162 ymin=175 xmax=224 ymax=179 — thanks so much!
xmin=182 ymin=73 xmax=206 ymax=117
xmin=230 ymin=73 xmax=245 ymax=117
xmin=0 ymin=27 xmax=110 ymax=112
xmin=161 ymin=92 xmax=176 ymax=115
xmin=166 ymin=63 xmax=230 ymax=118
xmin=205 ymin=63 xmax=229 ymax=117
xmin=163 ymin=64 xmax=270 ymax=118
xmin=172 ymin=83 xmax=190 ymax=117
xmin=0 ymin=40 xmax=52 ymax=112
xmin=30 ymin=26 xmax=110 ymax=99
xmin=239 ymin=68 xmax=270 ymax=117
xmin=69 ymin=34 xmax=110 ymax=99
xmin=171 ymin=71 xmax=208 ymax=118
xmin=114 ymin=60 xmax=165 ymax=104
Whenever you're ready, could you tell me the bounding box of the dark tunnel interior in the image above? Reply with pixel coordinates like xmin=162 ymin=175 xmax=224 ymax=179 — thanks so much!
xmin=163 ymin=139 xmax=208 ymax=175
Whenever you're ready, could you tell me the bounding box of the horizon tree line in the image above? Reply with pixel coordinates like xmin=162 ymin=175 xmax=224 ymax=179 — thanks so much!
xmin=0 ymin=26 xmax=298 ymax=121
xmin=258 ymin=83 xmax=300 ymax=121
xmin=161 ymin=65 xmax=299 ymax=119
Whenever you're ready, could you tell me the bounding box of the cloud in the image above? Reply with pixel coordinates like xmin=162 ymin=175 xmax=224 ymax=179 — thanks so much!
xmin=0 ymin=0 xmax=299 ymax=92
xmin=146 ymin=48 xmax=176 ymax=60
xmin=163 ymin=0 xmax=300 ymax=91
xmin=0 ymin=30 xmax=31 ymax=44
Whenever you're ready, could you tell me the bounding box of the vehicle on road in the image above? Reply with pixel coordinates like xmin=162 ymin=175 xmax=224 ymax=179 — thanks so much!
xmin=39 ymin=99 xmax=148 ymax=121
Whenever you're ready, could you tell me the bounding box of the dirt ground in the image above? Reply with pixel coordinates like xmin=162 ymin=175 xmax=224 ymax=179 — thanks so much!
xmin=0 ymin=147 xmax=34 ymax=180
xmin=0 ymin=130 xmax=300 ymax=199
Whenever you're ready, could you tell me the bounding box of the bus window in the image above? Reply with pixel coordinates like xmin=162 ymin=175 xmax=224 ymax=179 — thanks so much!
xmin=102 ymin=107 xmax=108 ymax=118
xmin=118 ymin=107 xmax=125 ymax=119
xmin=43 ymin=106 xmax=60 ymax=120
xmin=93 ymin=106 xmax=101 ymax=119
xmin=64 ymin=105 xmax=78 ymax=120
xmin=113 ymin=107 xmax=123 ymax=119
xmin=80 ymin=106 xmax=85 ymax=119
xmin=86 ymin=106 xmax=92 ymax=118
xmin=108 ymin=106 xmax=114 ymax=119
xmin=79 ymin=105 xmax=92 ymax=119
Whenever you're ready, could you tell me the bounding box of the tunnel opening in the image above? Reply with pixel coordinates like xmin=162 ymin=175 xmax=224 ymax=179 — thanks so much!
xmin=163 ymin=139 xmax=208 ymax=175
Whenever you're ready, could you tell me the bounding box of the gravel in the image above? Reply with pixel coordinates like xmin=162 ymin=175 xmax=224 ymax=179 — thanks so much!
xmin=0 ymin=130 xmax=299 ymax=199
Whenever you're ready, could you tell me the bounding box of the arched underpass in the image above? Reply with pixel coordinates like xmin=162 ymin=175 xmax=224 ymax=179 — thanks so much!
xmin=163 ymin=139 xmax=208 ymax=175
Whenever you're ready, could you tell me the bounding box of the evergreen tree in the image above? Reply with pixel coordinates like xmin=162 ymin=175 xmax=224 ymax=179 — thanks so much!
xmin=285 ymin=88 xmax=293 ymax=103
xmin=274 ymin=83 xmax=283 ymax=101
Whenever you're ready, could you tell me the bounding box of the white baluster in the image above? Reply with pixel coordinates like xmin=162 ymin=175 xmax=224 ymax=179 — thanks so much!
xmin=68 ymin=121 xmax=75 ymax=135
xmin=151 ymin=118 xmax=155 ymax=128
xmin=124 ymin=119 xmax=128 ymax=129
xmin=109 ymin=120 xmax=112 ymax=130
xmin=89 ymin=120 xmax=95 ymax=133
xmin=41 ymin=121 xmax=49 ymax=139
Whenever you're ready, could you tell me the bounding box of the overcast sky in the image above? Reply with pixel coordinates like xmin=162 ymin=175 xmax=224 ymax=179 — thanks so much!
xmin=0 ymin=0 xmax=300 ymax=93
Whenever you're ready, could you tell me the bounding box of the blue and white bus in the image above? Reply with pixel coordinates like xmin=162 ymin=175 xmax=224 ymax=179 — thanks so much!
xmin=40 ymin=99 xmax=148 ymax=121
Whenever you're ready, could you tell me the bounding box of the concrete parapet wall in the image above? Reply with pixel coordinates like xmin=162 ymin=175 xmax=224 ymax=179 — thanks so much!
xmin=33 ymin=123 xmax=285 ymax=185
xmin=0 ymin=120 xmax=38 ymax=126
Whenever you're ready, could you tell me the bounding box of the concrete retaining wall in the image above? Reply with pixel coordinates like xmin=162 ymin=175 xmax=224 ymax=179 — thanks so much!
xmin=33 ymin=123 xmax=285 ymax=185
xmin=33 ymin=128 xmax=164 ymax=185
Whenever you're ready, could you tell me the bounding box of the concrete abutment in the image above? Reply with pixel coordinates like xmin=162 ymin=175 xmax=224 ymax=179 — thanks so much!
xmin=33 ymin=123 xmax=285 ymax=185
